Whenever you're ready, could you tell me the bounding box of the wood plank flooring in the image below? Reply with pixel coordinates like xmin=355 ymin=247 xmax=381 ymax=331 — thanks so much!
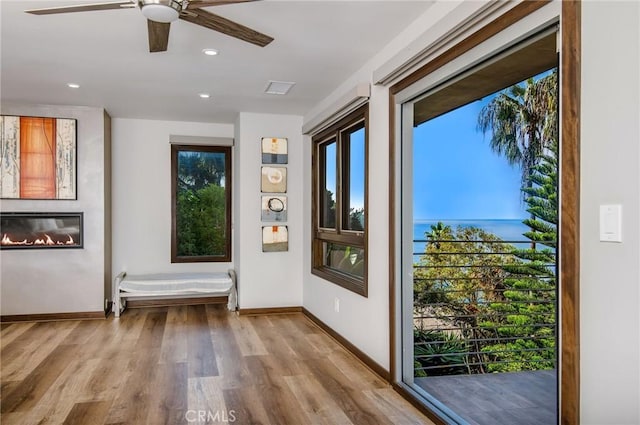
xmin=1 ymin=305 xmax=433 ymax=425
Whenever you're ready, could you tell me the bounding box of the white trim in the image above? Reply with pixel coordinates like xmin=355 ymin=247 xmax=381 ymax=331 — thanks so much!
xmin=373 ymin=0 xmax=518 ymax=87
xmin=400 ymin=101 xmax=415 ymax=386
xmin=302 ymin=83 xmax=370 ymax=136
xmin=169 ymin=135 xmax=234 ymax=146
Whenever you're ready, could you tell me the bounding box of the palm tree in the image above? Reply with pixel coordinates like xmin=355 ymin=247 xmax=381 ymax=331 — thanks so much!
xmin=477 ymin=69 xmax=558 ymax=187
xmin=426 ymin=221 xmax=448 ymax=249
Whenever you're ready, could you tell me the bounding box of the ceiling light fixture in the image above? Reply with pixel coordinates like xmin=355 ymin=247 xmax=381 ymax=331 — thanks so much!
xmin=199 ymin=93 xmax=210 ymax=99
xmin=67 ymin=83 xmax=80 ymax=89
xmin=139 ymin=0 xmax=182 ymax=23
xmin=202 ymin=48 xmax=218 ymax=56
xmin=264 ymin=80 xmax=296 ymax=95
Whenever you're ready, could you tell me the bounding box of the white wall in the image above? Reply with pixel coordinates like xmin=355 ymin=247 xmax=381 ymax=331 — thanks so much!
xmin=303 ymin=84 xmax=392 ymax=368
xmin=301 ymin=0 xmax=492 ymax=371
xmin=111 ymin=118 xmax=233 ymax=276
xmin=235 ymin=113 xmax=303 ymax=309
xmin=0 ymin=104 xmax=110 ymax=315
xmin=580 ymin=2 xmax=640 ymax=423
xmin=112 ymin=114 xmax=303 ymax=310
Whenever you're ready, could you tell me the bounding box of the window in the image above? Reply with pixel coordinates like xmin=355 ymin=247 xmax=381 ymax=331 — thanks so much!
xmin=312 ymin=105 xmax=368 ymax=296
xmin=171 ymin=144 xmax=231 ymax=262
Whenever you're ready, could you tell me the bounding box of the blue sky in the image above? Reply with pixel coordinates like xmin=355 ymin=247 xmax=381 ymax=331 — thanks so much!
xmin=324 ymin=128 xmax=365 ymax=210
xmin=324 ymin=94 xmax=529 ymax=221
xmin=413 ymin=96 xmax=528 ymax=220
xmin=349 ymin=128 xmax=365 ymax=209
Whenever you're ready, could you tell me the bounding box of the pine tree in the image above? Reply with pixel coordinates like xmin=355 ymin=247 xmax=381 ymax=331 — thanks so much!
xmin=480 ymin=141 xmax=558 ymax=372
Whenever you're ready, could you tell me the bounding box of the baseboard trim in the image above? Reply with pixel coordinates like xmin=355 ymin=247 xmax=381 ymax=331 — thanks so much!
xmin=126 ymin=296 xmax=228 ymax=309
xmin=302 ymin=307 xmax=391 ymax=382
xmin=0 ymin=311 xmax=106 ymax=323
xmin=238 ymin=306 xmax=303 ymax=316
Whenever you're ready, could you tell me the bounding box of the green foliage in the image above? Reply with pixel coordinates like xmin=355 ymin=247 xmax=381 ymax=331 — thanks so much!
xmin=414 ymin=223 xmax=521 ymax=374
xmin=480 ymin=337 xmax=555 ymax=373
xmin=413 ymin=144 xmax=558 ymax=375
xmin=177 ymin=183 xmax=227 ymax=257
xmin=482 ymin=140 xmax=558 ymax=372
xmin=175 ymin=150 xmax=228 ymax=258
xmin=477 ymin=70 xmax=558 ymax=188
xmin=177 ymin=151 xmax=226 ymax=190
xmin=322 ymin=189 xmax=336 ymax=228
xmin=323 ymin=189 xmax=364 ymax=231
xmin=349 ymin=207 xmax=364 ymax=231
xmin=415 ymin=223 xmax=516 ymax=307
xmin=325 ymin=243 xmax=364 ymax=278
xmin=414 ymin=329 xmax=468 ymax=376
xmin=415 ymin=360 xmax=427 ymax=378
xmin=413 ymin=70 xmax=559 ymax=377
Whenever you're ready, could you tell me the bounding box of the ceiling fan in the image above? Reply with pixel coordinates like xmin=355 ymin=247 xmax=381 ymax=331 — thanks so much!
xmin=25 ymin=0 xmax=274 ymax=53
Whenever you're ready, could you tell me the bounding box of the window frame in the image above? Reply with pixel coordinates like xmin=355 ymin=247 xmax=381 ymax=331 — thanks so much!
xmin=171 ymin=144 xmax=232 ymax=263
xmin=312 ymin=104 xmax=369 ymax=296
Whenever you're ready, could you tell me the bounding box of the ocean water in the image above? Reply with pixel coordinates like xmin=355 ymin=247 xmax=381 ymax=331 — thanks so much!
xmin=412 ymin=219 xmax=530 ymax=256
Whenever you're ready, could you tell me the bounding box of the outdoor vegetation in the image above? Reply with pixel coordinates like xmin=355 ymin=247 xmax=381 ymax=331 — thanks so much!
xmin=175 ymin=150 xmax=228 ymax=257
xmin=414 ymin=70 xmax=558 ymax=377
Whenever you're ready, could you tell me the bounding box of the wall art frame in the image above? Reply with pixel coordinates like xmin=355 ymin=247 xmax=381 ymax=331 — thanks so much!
xmin=262 ymin=225 xmax=288 ymax=252
xmin=261 ymin=195 xmax=287 ymax=222
xmin=1 ymin=115 xmax=77 ymax=200
xmin=260 ymin=166 xmax=287 ymax=193
xmin=261 ymin=137 xmax=288 ymax=164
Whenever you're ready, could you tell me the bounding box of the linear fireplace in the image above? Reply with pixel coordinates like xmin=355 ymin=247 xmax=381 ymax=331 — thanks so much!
xmin=0 ymin=212 xmax=83 ymax=249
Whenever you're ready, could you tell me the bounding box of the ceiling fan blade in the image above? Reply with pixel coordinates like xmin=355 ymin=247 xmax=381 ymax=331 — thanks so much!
xmin=186 ymin=0 xmax=256 ymax=9
xmin=147 ymin=20 xmax=171 ymax=53
xmin=179 ymin=9 xmax=273 ymax=47
xmin=25 ymin=1 xmax=135 ymax=15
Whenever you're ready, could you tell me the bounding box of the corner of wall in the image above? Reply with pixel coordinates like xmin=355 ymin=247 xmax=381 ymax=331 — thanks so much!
xmin=0 ymin=104 xmax=110 ymax=314
xmin=104 ymin=110 xmax=113 ymax=310
xmin=234 ymin=113 xmax=304 ymax=309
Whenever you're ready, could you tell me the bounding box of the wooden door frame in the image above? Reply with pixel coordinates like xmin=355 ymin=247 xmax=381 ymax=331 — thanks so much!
xmin=387 ymin=1 xmax=581 ymax=424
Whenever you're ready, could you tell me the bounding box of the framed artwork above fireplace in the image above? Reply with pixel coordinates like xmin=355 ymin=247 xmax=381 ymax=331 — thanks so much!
xmin=0 ymin=115 xmax=77 ymax=200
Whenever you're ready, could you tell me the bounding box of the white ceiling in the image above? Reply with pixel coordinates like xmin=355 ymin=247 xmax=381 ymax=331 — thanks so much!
xmin=1 ymin=0 xmax=434 ymax=123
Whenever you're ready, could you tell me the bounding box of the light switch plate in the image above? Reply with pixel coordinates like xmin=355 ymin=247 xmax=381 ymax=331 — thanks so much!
xmin=599 ymin=204 xmax=622 ymax=242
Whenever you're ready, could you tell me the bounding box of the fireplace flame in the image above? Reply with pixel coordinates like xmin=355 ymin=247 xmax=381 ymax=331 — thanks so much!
xmin=2 ymin=234 xmax=28 ymax=245
xmin=34 ymin=234 xmax=55 ymax=245
xmin=1 ymin=233 xmax=77 ymax=247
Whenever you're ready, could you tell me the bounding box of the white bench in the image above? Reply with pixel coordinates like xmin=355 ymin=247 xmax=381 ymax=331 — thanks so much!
xmin=113 ymin=269 xmax=237 ymax=317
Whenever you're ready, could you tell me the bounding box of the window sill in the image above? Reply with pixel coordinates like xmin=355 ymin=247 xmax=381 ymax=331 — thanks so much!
xmin=311 ymin=266 xmax=368 ymax=297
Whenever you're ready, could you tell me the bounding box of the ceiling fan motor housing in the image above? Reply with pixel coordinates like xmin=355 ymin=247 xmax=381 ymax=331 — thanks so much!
xmin=139 ymin=0 xmax=183 ymax=23
xmin=24 ymin=0 xmax=274 ymax=52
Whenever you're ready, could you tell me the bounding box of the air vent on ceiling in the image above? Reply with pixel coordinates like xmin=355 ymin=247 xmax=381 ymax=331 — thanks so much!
xmin=264 ymin=80 xmax=295 ymax=95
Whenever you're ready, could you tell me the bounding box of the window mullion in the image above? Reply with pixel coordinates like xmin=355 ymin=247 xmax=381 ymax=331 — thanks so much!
xmin=335 ymin=134 xmax=343 ymax=234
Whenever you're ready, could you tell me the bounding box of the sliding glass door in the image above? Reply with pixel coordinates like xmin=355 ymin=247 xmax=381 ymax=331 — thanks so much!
xmin=394 ymin=28 xmax=560 ymax=425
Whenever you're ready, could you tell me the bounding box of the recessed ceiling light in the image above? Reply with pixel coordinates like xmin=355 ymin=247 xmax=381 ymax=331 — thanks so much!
xmin=67 ymin=83 xmax=80 ymax=89
xmin=202 ymin=48 xmax=218 ymax=56
xmin=199 ymin=93 xmax=210 ymax=99
xmin=264 ymin=80 xmax=295 ymax=95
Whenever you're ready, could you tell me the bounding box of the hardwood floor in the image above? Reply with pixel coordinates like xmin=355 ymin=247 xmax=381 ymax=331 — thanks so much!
xmin=1 ymin=305 xmax=433 ymax=425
